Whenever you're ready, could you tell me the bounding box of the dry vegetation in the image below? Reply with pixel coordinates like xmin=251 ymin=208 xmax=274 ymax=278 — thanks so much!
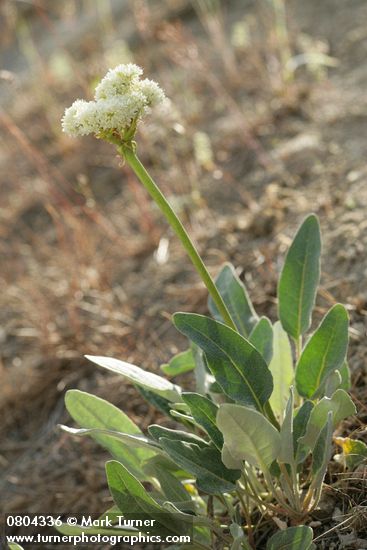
xmin=1 ymin=0 xmax=367 ymax=548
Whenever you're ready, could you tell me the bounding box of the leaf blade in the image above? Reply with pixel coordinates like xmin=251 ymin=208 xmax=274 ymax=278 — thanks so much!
xmin=174 ymin=313 xmax=273 ymax=411
xmin=268 ymin=321 xmax=294 ymax=418
xmin=65 ymin=390 xmax=151 ymax=478
xmin=217 ymin=404 xmax=281 ymax=469
xmin=300 ymin=389 xmax=356 ymax=451
xmin=159 ymin=438 xmax=241 ymax=494
xmin=278 ymin=214 xmax=321 ymax=340
xmin=86 ymin=355 xmax=182 ymax=403
xmin=266 ymin=525 xmax=314 ymax=550
xmin=295 ymin=304 xmax=349 ymax=398
xmin=208 ymin=263 xmax=258 ymax=336
xmin=249 ymin=316 xmax=273 ymax=364
xmin=182 ymin=392 xmax=223 ymax=450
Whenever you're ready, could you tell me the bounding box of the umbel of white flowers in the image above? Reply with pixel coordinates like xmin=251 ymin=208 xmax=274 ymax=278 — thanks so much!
xmin=62 ymin=64 xmax=165 ymax=142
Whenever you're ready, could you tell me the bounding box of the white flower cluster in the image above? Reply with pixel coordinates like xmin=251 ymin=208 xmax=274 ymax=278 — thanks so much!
xmin=62 ymin=63 xmax=165 ymax=138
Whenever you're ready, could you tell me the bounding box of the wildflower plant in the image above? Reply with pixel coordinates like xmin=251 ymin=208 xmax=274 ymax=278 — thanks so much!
xmin=59 ymin=65 xmax=360 ymax=549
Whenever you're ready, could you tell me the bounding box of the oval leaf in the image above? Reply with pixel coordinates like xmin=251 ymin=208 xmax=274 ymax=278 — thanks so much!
xmin=65 ymin=390 xmax=151 ymax=478
xmin=217 ymin=404 xmax=281 ymax=469
xmin=300 ymin=389 xmax=356 ymax=451
xmin=295 ymin=304 xmax=349 ymax=398
xmin=278 ymin=214 xmax=321 ymax=340
xmin=173 ymin=313 xmax=273 ymax=411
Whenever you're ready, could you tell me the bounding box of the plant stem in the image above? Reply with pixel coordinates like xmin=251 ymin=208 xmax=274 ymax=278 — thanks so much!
xmin=236 ymin=489 xmax=255 ymax=549
xmin=120 ymin=145 xmax=236 ymax=330
xmin=295 ymin=335 xmax=302 ymax=360
xmin=120 ymin=145 xmax=282 ymax=427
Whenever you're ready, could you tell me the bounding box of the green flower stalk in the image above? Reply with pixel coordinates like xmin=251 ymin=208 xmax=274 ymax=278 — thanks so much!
xmin=62 ymin=63 xmax=236 ymax=329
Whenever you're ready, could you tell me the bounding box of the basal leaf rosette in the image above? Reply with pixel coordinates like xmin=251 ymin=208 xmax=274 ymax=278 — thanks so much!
xmin=61 ymin=63 xmax=165 ymax=143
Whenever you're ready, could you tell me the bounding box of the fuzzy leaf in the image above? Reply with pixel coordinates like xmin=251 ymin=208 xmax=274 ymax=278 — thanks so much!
xmin=249 ymin=317 xmax=273 ymax=364
xmin=105 ymin=461 xmax=192 ymax=537
xmin=266 ymin=525 xmax=314 ymax=550
xmin=323 ymin=370 xmax=342 ymax=398
xmin=149 ymin=425 xmax=208 ymax=448
xmin=295 ymin=304 xmax=349 ymax=398
xmin=65 ymin=390 xmax=151 ymax=478
xmin=312 ymin=413 xmax=333 ymax=479
xmin=217 ymin=404 xmax=281 ymax=469
xmin=59 ymin=425 xmax=160 ymax=457
xmin=161 ymin=349 xmax=196 ymax=377
xmin=182 ymin=392 xmax=223 ymax=450
xmin=339 ymin=361 xmax=351 ymax=391
xmin=300 ymin=390 xmax=356 ymax=451
xmin=278 ymin=214 xmax=321 ymax=340
xmin=173 ymin=313 xmax=273 ymax=411
xmin=152 ymin=466 xmax=192 ymax=505
xmin=293 ymin=401 xmax=314 ymax=463
xmin=137 ymin=386 xmax=173 ymax=417
xmin=268 ymin=321 xmax=294 ymax=418
xmin=279 ymin=388 xmax=294 ymax=465
xmin=208 ymin=263 xmax=258 ymax=336
xmin=85 ymin=355 xmax=182 ymax=403
xmin=221 ymin=445 xmax=243 ymax=469
xmin=159 ymin=438 xmax=241 ymax=494
xmin=191 ymin=345 xmax=211 ymax=396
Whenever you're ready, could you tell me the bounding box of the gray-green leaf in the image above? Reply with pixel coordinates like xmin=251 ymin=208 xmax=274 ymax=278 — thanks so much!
xmin=293 ymin=400 xmax=314 ymax=463
xmin=59 ymin=425 xmax=160 ymax=453
xmin=149 ymin=425 xmax=209 ymax=448
xmin=249 ymin=317 xmax=273 ymax=364
xmin=152 ymin=466 xmax=192 ymax=504
xmin=85 ymin=355 xmax=182 ymax=403
xmin=312 ymin=412 xmax=333 ymax=480
xmin=268 ymin=321 xmax=294 ymax=418
xmin=266 ymin=525 xmax=314 ymax=550
xmin=173 ymin=313 xmax=273 ymax=411
xmin=295 ymin=304 xmax=349 ymax=398
xmin=161 ymin=349 xmax=196 ymax=377
xmin=65 ymin=390 xmax=151 ymax=479
xmin=217 ymin=404 xmax=281 ymax=469
xmin=208 ymin=263 xmax=258 ymax=336
xmin=339 ymin=361 xmax=351 ymax=391
xmin=300 ymin=389 xmax=356 ymax=451
xmin=182 ymin=392 xmax=223 ymax=450
xmin=159 ymin=438 xmax=241 ymax=494
xmin=106 ymin=460 xmax=192 ymax=537
xmin=278 ymin=214 xmax=321 ymax=340
xmin=279 ymin=388 xmax=294 ymax=465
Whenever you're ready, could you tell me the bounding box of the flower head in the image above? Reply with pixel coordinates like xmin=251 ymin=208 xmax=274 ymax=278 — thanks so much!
xmin=61 ymin=64 xmax=165 ymax=141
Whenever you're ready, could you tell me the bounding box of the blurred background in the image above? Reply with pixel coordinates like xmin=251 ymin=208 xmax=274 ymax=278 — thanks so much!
xmin=1 ymin=0 xmax=367 ymax=543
